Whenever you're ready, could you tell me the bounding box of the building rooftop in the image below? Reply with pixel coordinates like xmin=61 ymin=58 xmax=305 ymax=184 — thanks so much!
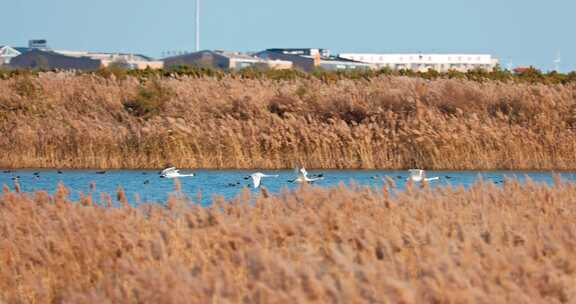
xmin=55 ymin=50 xmax=156 ymax=62
xmin=213 ymin=50 xmax=260 ymax=61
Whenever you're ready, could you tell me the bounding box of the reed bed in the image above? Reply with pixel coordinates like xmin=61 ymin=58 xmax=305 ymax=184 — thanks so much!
xmin=1 ymin=73 xmax=576 ymax=169
xmin=1 ymin=179 xmax=576 ymax=303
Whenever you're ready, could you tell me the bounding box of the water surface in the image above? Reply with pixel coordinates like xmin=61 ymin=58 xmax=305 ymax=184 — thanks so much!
xmin=1 ymin=169 xmax=574 ymax=206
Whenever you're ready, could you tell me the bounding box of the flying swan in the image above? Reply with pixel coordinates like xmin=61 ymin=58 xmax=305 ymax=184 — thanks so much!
xmin=245 ymin=172 xmax=279 ymax=188
xmin=290 ymin=168 xmax=324 ymax=183
xmin=160 ymin=167 xmax=195 ymax=178
xmin=407 ymin=169 xmax=439 ymax=182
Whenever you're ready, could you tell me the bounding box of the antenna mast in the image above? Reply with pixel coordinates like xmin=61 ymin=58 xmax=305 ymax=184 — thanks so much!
xmin=196 ymin=0 xmax=200 ymax=52
xmin=554 ymin=51 xmax=561 ymax=72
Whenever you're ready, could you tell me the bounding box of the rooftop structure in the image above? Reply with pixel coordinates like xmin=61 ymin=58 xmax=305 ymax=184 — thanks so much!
xmin=339 ymin=53 xmax=499 ymax=72
xmin=28 ymin=39 xmax=49 ymax=50
xmin=266 ymin=48 xmax=331 ymax=58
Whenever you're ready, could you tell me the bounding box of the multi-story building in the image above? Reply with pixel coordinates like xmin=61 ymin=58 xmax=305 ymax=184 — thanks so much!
xmin=339 ymin=53 xmax=499 ymax=72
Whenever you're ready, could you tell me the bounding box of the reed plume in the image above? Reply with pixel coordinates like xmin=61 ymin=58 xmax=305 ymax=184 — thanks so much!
xmin=1 ymin=180 xmax=575 ymax=302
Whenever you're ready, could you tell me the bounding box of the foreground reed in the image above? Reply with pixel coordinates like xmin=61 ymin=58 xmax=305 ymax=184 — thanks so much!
xmin=1 ymin=180 xmax=575 ymax=303
xmin=1 ymin=73 xmax=576 ymax=170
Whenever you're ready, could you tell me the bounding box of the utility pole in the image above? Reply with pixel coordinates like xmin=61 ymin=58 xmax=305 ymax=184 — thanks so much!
xmin=554 ymin=51 xmax=561 ymax=72
xmin=196 ymin=0 xmax=200 ymax=52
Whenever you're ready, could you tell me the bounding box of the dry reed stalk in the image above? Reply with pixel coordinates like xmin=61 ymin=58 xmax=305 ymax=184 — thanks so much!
xmin=0 ymin=74 xmax=575 ymax=169
xmin=1 ymin=181 xmax=575 ymax=302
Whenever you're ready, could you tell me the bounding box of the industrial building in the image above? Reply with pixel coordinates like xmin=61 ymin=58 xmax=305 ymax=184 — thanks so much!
xmin=3 ymin=39 xmax=164 ymax=70
xmin=163 ymin=50 xmax=292 ymax=71
xmin=56 ymin=50 xmax=163 ymax=69
xmin=3 ymin=38 xmax=502 ymax=73
xmin=256 ymin=48 xmax=372 ymax=72
xmin=339 ymin=53 xmax=499 ymax=72
xmin=8 ymin=49 xmax=102 ymax=71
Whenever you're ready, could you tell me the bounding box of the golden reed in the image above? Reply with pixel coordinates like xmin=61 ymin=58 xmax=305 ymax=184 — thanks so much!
xmin=0 ymin=73 xmax=575 ymax=169
xmin=1 ymin=179 xmax=575 ymax=302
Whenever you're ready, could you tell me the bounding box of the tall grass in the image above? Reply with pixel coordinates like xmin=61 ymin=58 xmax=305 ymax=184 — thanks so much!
xmin=1 ymin=180 xmax=576 ymax=302
xmin=1 ymin=73 xmax=576 ymax=169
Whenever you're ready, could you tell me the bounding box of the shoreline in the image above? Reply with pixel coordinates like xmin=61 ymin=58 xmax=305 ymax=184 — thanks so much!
xmin=3 ymin=167 xmax=576 ymax=172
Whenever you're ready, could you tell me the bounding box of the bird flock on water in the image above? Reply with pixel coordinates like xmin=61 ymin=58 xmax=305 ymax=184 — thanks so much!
xmin=2 ymin=166 xmax=468 ymax=194
xmin=151 ymin=166 xmax=443 ymax=188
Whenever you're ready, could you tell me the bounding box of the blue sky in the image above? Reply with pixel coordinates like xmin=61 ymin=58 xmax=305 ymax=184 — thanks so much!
xmin=2 ymin=0 xmax=574 ymax=71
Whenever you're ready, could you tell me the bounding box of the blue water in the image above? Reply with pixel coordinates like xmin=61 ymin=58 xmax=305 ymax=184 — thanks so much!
xmin=1 ymin=169 xmax=575 ymax=206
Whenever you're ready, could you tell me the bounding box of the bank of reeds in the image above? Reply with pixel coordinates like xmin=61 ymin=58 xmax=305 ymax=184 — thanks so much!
xmin=1 ymin=73 xmax=576 ymax=169
xmin=1 ymin=180 xmax=576 ymax=303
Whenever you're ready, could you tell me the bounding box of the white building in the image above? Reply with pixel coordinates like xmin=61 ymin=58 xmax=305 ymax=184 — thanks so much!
xmin=339 ymin=53 xmax=499 ymax=72
xmin=0 ymin=46 xmax=21 ymax=65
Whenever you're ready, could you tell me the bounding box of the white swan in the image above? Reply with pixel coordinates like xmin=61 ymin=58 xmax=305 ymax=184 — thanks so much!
xmin=291 ymin=168 xmax=324 ymax=183
xmin=245 ymin=172 xmax=278 ymax=188
xmin=407 ymin=169 xmax=439 ymax=182
xmin=160 ymin=167 xmax=195 ymax=179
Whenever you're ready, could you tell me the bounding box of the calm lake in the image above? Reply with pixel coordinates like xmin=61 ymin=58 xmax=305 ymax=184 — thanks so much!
xmin=2 ymin=169 xmax=575 ymax=206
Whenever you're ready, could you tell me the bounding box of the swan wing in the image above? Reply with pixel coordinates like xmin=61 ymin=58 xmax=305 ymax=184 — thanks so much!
xmin=299 ymin=168 xmax=308 ymax=178
xmin=261 ymin=174 xmax=279 ymax=178
xmin=252 ymin=174 xmax=262 ymax=188
xmin=161 ymin=167 xmax=177 ymax=175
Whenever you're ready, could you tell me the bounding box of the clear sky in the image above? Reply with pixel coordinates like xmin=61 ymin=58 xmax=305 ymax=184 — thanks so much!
xmin=2 ymin=0 xmax=574 ymax=71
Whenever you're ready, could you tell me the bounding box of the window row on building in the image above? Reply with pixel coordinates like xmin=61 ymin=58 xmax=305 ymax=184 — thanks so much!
xmin=340 ymin=53 xmax=499 ymax=72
